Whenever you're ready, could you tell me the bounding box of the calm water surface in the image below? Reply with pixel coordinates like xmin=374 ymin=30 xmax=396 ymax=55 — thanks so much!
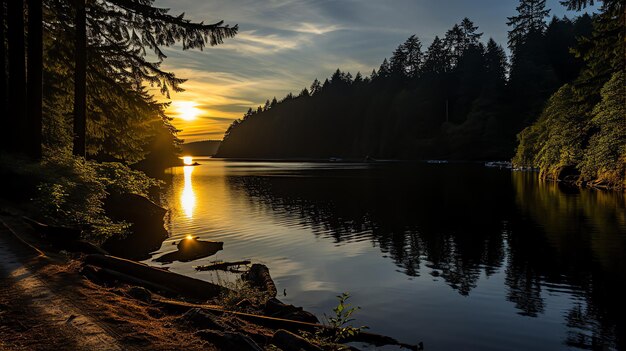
xmin=150 ymin=159 xmax=626 ymax=351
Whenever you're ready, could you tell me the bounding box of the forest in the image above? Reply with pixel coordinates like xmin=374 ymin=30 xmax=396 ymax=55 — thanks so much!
xmin=0 ymin=0 xmax=236 ymax=240
xmin=217 ymin=0 xmax=624 ymax=190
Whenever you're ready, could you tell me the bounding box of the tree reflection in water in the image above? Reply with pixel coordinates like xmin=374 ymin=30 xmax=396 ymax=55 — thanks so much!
xmin=226 ymin=163 xmax=625 ymax=350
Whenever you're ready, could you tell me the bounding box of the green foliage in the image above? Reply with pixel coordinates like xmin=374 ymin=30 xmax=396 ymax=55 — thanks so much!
xmin=38 ymin=0 xmax=237 ymax=163
xmin=322 ymin=292 xmax=368 ymax=343
xmin=579 ymin=71 xmax=626 ymax=188
xmin=513 ymin=1 xmax=624 ymax=190
xmin=0 ymin=152 xmax=163 ymax=243
xmin=513 ymin=84 xmax=589 ymax=179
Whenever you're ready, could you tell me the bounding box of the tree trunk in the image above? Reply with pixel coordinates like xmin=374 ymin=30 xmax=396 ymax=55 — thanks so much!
xmin=73 ymin=0 xmax=86 ymax=158
xmin=0 ymin=0 xmax=7 ymax=152
xmin=7 ymin=0 xmax=27 ymax=154
xmin=26 ymin=0 xmax=43 ymax=160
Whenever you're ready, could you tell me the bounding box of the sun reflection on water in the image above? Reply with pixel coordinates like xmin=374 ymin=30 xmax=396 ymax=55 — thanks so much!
xmin=181 ymin=166 xmax=196 ymax=218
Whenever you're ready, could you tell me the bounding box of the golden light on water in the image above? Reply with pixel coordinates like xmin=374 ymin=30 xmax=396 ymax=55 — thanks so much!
xmin=181 ymin=166 xmax=196 ymax=218
xmin=175 ymin=101 xmax=201 ymax=121
xmin=182 ymin=156 xmax=193 ymax=165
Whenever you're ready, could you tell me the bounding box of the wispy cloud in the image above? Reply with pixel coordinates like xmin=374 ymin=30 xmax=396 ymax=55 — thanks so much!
xmin=151 ymin=0 xmax=591 ymax=142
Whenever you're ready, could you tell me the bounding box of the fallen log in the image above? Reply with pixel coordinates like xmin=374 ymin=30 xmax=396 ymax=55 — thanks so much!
xmin=195 ymin=260 xmax=251 ymax=272
xmin=153 ymin=298 xmax=422 ymax=350
xmin=84 ymin=254 xmax=226 ymax=300
xmin=84 ymin=265 xmax=180 ymax=298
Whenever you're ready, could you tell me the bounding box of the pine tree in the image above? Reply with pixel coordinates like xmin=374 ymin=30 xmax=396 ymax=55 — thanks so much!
xmin=46 ymin=0 xmax=238 ymax=160
xmin=390 ymin=35 xmax=423 ymax=78
xmin=507 ymin=0 xmax=550 ymax=50
xmin=370 ymin=69 xmax=378 ymax=80
xmin=377 ymin=58 xmax=391 ymax=78
xmin=484 ymin=38 xmax=508 ymax=85
xmin=460 ymin=18 xmax=483 ymax=48
xmin=310 ymin=79 xmax=322 ymax=95
xmin=423 ymin=36 xmax=450 ymax=74
xmin=353 ymin=72 xmax=363 ymax=85
xmin=568 ymin=0 xmax=624 ymax=105
xmin=444 ymin=24 xmax=465 ymax=67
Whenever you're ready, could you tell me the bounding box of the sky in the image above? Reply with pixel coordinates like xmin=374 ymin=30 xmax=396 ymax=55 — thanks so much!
xmin=153 ymin=0 xmax=595 ymax=142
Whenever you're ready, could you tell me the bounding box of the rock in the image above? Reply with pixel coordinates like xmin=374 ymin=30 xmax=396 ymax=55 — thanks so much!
xmin=242 ymin=264 xmax=277 ymax=297
xmin=264 ymin=298 xmax=319 ymax=324
xmin=176 ymin=308 xmax=225 ymax=331
xmin=194 ymin=330 xmax=263 ymax=351
xmin=154 ymin=238 xmax=223 ymax=263
xmin=271 ymin=329 xmax=323 ymax=351
xmin=102 ymin=193 xmax=168 ymax=260
xmin=127 ymin=286 xmax=152 ymax=303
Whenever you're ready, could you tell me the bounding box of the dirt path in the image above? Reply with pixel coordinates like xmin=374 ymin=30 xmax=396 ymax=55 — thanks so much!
xmin=0 ymin=217 xmax=215 ymax=351
xmin=0 ymin=220 xmax=125 ymax=351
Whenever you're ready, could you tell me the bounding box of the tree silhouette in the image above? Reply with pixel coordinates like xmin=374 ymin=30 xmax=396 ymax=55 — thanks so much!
xmin=422 ymin=36 xmax=450 ymax=75
xmin=7 ymin=0 xmax=27 ymax=154
xmin=26 ymin=0 xmax=43 ymax=159
xmin=218 ymin=14 xmax=593 ymax=164
xmin=507 ymin=0 xmax=550 ymax=50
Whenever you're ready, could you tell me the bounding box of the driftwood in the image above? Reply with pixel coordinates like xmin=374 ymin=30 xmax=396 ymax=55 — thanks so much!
xmin=195 ymin=260 xmax=251 ymax=272
xmin=83 ymin=264 xmax=181 ymax=298
xmin=242 ymin=264 xmax=277 ymax=297
xmin=153 ymin=298 xmax=422 ymax=350
xmin=84 ymin=254 xmax=226 ymax=300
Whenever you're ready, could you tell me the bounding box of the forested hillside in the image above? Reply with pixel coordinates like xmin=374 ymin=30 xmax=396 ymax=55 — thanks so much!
xmin=217 ymin=0 xmax=593 ymax=161
xmin=514 ymin=0 xmax=624 ymax=190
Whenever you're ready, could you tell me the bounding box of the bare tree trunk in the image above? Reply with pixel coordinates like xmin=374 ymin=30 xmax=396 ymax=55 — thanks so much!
xmin=27 ymin=0 xmax=43 ymax=159
xmin=73 ymin=0 xmax=86 ymax=158
xmin=0 ymin=0 xmax=7 ymax=152
xmin=7 ymin=0 xmax=26 ymax=154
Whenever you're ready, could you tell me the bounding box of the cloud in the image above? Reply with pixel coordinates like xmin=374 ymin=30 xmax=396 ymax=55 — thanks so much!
xmin=151 ymin=0 xmax=593 ymax=142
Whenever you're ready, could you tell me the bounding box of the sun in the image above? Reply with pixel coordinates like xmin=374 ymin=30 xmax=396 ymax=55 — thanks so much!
xmin=175 ymin=101 xmax=201 ymax=121
xmin=182 ymin=156 xmax=193 ymax=165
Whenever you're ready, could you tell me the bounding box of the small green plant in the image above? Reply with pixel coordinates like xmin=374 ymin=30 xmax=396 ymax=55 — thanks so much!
xmin=323 ymin=292 xmax=368 ymax=342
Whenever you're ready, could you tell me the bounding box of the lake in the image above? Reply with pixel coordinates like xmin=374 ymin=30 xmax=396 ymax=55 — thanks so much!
xmin=150 ymin=158 xmax=626 ymax=350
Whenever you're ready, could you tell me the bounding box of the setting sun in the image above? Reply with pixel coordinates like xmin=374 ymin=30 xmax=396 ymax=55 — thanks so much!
xmin=175 ymin=101 xmax=201 ymax=121
xmin=182 ymin=156 xmax=193 ymax=165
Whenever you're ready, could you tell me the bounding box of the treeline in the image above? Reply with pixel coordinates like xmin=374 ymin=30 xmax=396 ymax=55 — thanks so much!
xmin=217 ymin=0 xmax=592 ymax=162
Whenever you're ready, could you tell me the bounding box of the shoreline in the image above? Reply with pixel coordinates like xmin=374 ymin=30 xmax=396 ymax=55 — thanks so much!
xmin=0 ymin=211 xmax=422 ymax=351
